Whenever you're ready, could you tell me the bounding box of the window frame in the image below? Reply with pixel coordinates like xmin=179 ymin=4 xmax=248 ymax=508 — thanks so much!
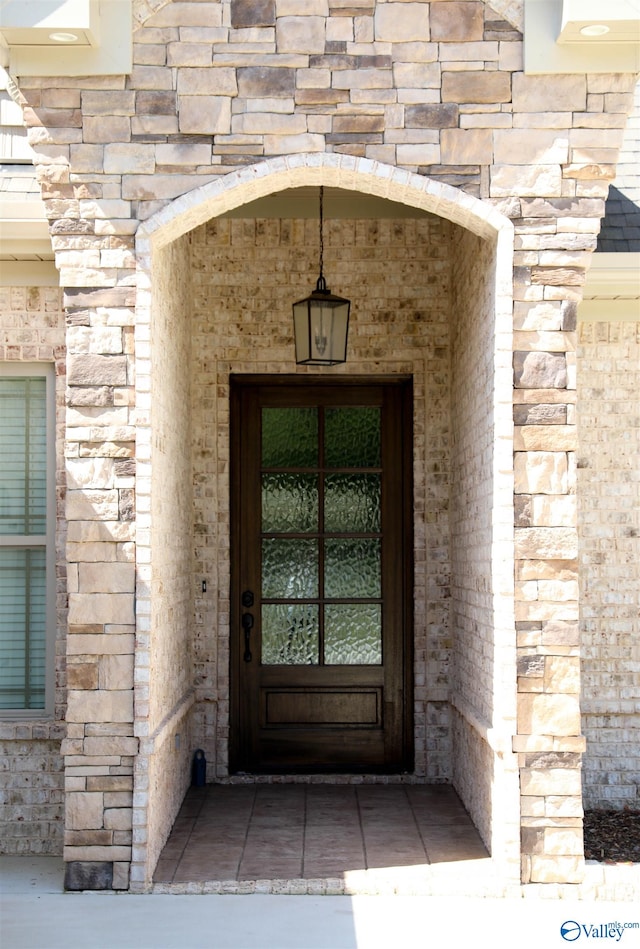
xmin=0 ymin=362 xmax=56 ymax=718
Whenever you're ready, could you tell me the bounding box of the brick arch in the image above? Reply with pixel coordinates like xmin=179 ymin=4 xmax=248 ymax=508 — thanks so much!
xmin=136 ymin=152 xmax=514 ymax=253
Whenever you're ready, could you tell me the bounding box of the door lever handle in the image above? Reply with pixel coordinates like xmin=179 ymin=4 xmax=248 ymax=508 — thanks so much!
xmin=242 ymin=612 xmax=254 ymax=662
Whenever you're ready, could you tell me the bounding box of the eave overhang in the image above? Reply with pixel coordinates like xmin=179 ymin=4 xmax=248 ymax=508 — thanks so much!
xmin=525 ymin=0 xmax=640 ymax=73
xmin=0 ymin=0 xmax=132 ymax=76
xmin=579 ymin=252 xmax=640 ymax=321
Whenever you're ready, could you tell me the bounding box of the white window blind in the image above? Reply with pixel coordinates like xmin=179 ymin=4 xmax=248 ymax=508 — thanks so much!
xmin=0 ymin=371 xmax=52 ymax=713
xmin=0 ymin=548 xmax=46 ymax=708
xmin=0 ymin=377 xmax=47 ymax=535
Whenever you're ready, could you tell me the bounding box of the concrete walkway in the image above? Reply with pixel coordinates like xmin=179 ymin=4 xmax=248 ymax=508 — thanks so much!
xmin=2 ymin=856 xmax=640 ymax=949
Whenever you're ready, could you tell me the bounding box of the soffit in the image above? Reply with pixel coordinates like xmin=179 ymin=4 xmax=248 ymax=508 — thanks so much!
xmin=582 ymin=253 xmax=640 ymax=300
xmin=0 ymin=0 xmax=132 ymax=76
xmin=219 ymin=188 xmax=436 ymax=220
xmin=524 ymin=0 xmax=640 ymax=73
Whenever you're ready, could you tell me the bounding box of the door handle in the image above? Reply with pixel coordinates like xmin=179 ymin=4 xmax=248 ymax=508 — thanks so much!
xmin=242 ymin=612 xmax=254 ymax=662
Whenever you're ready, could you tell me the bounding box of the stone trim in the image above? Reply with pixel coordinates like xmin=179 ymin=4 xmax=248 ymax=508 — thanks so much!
xmin=452 ymin=695 xmax=513 ymax=755
xmin=137 ymin=153 xmax=514 ymax=251
xmin=149 ymin=863 xmax=640 ymax=900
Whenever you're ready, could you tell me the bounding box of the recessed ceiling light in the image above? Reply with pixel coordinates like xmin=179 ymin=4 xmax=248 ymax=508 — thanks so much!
xmin=579 ymin=24 xmax=611 ymax=37
xmin=49 ymin=32 xmax=80 ymax=43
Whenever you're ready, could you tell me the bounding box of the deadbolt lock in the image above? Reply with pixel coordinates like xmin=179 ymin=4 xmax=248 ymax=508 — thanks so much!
xmin=241 ymin=590 xmax=254 ymax=608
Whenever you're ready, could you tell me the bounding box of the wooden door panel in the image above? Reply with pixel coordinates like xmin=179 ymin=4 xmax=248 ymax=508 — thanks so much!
xmin=263 ymin=689 xmax=382 ymax=726
xmin=257 ymin=733 xmax=386 ymax=773
xmin=230 ymin=376 xmax=413 ymax=774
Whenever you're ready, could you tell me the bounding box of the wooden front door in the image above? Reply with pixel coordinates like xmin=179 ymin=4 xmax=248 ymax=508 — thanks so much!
xmin=230 ymin=376 xmax=413 ymax=773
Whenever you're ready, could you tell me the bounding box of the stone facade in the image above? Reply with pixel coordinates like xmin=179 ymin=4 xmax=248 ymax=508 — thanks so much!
xmin=0 ymin=0 xmax=637 ymax=891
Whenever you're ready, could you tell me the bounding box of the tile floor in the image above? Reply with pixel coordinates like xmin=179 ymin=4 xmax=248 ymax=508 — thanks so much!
xmin=153 ymin=784 xmax=490 ymax=888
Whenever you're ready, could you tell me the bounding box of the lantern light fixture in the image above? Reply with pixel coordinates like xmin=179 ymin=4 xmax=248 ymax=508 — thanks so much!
xmin=292 ymin=187 xmax=350 ymax=366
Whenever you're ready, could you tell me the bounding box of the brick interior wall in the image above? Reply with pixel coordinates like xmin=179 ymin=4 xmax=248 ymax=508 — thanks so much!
xmin=579 ymin=320 xmax=640 ymax=810
xmin=189 ymin=212 xmax=456 ymax=781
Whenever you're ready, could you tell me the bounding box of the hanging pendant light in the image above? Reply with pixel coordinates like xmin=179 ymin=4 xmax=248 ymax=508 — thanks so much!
xmin=292 ymin=186 xmax=350 ymax=366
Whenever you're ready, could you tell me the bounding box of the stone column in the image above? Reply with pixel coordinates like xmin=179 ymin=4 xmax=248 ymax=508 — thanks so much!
xmin=512 ymin=235 xmax=586 ymax=885
xmin=61 ymin=287 xmax=138 ymax=891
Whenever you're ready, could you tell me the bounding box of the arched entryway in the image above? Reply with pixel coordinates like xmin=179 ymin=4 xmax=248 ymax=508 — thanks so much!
xmin=131 ymin=154 xmax=519 ymax=889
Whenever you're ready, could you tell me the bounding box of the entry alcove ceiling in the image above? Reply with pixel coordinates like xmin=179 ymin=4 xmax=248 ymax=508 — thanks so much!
xmin=219 ymin=187 xmax=437 ymax=220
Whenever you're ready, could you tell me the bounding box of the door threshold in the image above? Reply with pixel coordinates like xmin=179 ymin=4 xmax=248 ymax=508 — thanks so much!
xmin=224 ymin=773 xmax=420 ymax=784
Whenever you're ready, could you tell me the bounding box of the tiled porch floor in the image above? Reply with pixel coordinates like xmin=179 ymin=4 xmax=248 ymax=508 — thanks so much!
xmin=153 ymin=784 xmax=492 ymax=893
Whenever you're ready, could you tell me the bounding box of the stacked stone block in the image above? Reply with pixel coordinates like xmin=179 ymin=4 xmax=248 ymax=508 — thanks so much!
xmin=2 ymin=0 xmax=636 ymax=887
xmin=510 ymin=230 xmax=584 ymax=882
xmin=60 ymin=284 xmax=138 ymax=889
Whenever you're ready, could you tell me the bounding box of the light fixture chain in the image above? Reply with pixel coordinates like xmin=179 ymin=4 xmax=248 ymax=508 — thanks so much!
xmin=319 ymin=185 xmax=324 ymax=281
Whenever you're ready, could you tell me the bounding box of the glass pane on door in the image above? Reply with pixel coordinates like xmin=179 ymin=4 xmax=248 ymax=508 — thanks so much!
xmin=325 ymin=538 xmax=381 ymax=598
xmin=260 ymin=404 xmax=383 ymax=668
xmin=262 ymin=604 xmax=319 ymax=665
xmin=262 ymin=407 xmax=317 ymax=467
xmin=262 ymin=538 xmax=318 ymax=598
xmin=325 ymin=407 xmax=380 ymax=468
xmin=261 ymin=473 xmax=318 ymax=533
xmin=324 ymin=604 xmax=382 ymax=665
xmin=324 ymin=474 xmax=381 ymax=533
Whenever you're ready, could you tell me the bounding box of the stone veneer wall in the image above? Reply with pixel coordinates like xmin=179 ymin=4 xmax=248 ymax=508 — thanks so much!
xmin=512 ymin=259 xmax=584 ymax=881
xmin=62 ymin=280 xmax=138 ymax=890
xmin=188 ymin=213 xmax=454 ymax=781
xmin=3 ymin=0 xmax=636 ymax=887
xmin=0 ymin=286 xmax=67 ymax=854
xmin=578 ymin=320 xmax=640 ymax=810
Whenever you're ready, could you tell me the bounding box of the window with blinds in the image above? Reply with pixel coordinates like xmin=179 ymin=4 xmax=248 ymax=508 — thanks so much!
xmin=0 ymin=370 xmax=53 ymax=713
